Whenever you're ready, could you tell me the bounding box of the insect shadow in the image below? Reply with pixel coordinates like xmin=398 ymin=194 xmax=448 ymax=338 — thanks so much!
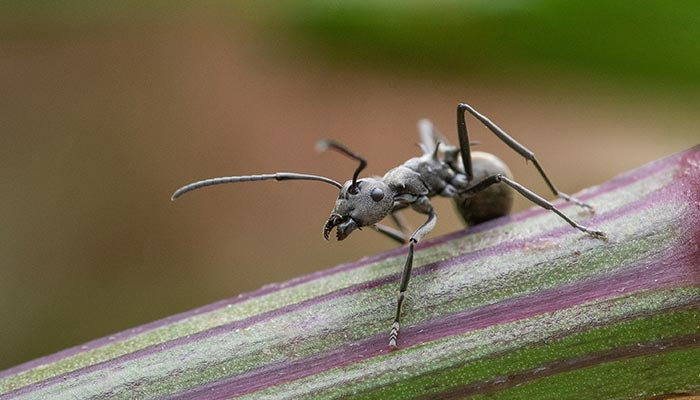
xmin=172 ymin=103 xmax=607 ymax=349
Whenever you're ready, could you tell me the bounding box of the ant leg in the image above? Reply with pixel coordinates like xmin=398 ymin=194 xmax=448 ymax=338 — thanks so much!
xmin=390 ymin=211 xmax=412 ymax=236
xmin=373 ymin=224 xmax=407 ymax=244
xmin=389 ymin=198 xmax=437 ymax=349
xmin=418 ymin=119 xmax=450 ymax=155
xmin=456 ymin=103 xmax=593 ymax=211
xmin=370 ymin=205 xmax=413 ymax=243
xmin=465 ymin=174 xmax=607 ymax=239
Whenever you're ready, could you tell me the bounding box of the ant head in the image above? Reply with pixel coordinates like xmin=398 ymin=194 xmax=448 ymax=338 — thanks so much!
xmin=323 ymin=178 xmax=393 ymax=241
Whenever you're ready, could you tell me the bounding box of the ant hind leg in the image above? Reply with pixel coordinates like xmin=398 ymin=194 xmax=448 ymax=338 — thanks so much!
xmin=456 ymin=103 xmax=594 ymax=211
xmin=465 ymin=174 xmax=606 ymax=239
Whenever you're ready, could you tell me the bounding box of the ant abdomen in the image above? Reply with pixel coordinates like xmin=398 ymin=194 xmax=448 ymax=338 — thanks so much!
xmin=454 ymin=151 xmax=514 ymax=226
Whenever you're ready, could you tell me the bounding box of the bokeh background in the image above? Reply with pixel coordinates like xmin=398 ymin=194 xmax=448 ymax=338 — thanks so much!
xmin=1 ymin=1 xmax=698 ymax=370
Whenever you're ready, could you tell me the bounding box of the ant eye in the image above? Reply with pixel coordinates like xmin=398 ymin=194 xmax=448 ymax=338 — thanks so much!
xmin=370 ymin=187 xmax=384 ymax=202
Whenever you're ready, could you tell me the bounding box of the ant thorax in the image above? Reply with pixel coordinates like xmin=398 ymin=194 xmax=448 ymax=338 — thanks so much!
xmin=383 ymin=151 xmax=468 ymax=199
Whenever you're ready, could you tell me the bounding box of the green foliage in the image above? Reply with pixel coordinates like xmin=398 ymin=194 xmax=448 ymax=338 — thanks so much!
xmin=4 ymin=1 xmax=699 ymax=87
xmin=269 ymin=1 xmax=700 ymax=87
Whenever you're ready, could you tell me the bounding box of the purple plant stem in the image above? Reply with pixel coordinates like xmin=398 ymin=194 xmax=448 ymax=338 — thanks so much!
xmin=2 ymin=146 xmax=698 ymax=400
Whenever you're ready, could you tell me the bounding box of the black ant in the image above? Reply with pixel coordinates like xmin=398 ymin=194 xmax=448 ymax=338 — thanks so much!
xmin=172 ymin=103 xmax=607 ymax=349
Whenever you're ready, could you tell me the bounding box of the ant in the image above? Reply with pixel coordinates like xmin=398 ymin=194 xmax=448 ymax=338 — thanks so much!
xmin=172 ymin=103 xmax=607 ymax=349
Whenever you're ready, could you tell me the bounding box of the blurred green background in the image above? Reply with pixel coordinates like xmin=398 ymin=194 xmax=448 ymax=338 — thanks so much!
xmin=1 ymin=1 xmax=698 ymax=371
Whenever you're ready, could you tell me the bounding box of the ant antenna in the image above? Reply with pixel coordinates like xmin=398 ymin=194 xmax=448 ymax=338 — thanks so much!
xmin=316 ymin=140 xmax=367 ymax=194
xmin=171 ymin=172 xmax=342 ymax=200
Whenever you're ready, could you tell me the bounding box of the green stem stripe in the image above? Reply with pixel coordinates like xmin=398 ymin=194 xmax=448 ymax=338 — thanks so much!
xmin=423 ymin=334 xmax=700 ymax=400
xmin=346 ymin=307 xmax=700 ymax=400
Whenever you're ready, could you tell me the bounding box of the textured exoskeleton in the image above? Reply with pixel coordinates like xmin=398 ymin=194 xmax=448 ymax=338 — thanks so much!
xmin=172 ymin=103 xmax=606 ymax=349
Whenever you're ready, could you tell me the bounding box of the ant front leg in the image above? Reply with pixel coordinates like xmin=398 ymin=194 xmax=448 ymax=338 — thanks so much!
xmin=372 ymin=208 xmax=413 ymax=244
xmin=389 ymin=197 xmax=436 ymax=349
xmin=373 ymin=224 xmax=407 ymax=244
xmin=456 ymin=103 xmax=594 ymax=211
